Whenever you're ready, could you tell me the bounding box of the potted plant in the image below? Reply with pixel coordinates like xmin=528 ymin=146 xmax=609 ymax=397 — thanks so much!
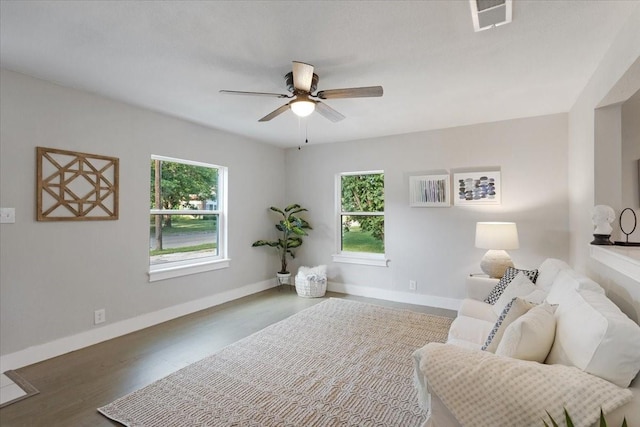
xmin=252 ymin=204 xmax=312 ymax=284
xmin=544 ymin=408 xmax=627 ymax=427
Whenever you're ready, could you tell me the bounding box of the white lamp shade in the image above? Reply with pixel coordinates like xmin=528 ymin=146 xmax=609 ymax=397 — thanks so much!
xmin=290 ymin=100 xmax=315 ymax=117
xmin=475 ymin=222 xmax=519 ymax=250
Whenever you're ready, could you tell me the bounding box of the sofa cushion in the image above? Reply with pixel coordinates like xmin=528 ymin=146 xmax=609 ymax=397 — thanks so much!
xmin=536 ymin=258 xmax=571 ymax=290
xmin=491 ymin=272 xmax=542 ymax=316
xmin=495 ymin=302 xmax=556 ymax=362
xmin=484 ymin=267 xmax=540 ymax=305
xmin=447 ymin=315 xmax=495 ymax=349
xmin=414 ymin=343 xmax=634 ymax=427
xmin=545 ymin=289 xmax=640 ymax=388
xmin=445 ymin=337 xmax=485 ymax=351
xmin=546 ymin=269 xmax=604 ymax=305
xmin=458 ymin=298 xmax=497 ymax=323
xmin=482 ymin=297 xmax=535 ymax=352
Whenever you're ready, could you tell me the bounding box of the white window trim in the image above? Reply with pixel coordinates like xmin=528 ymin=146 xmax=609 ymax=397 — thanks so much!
xmin=148 ymin=155 xmax=229 ymax=281
xmin=149 ymin=258 xmax=231 ymax=282
xmin=333 ymin=170 xmax=389 ymax=267
xmin=151 ymin=154 xmax=217 ymax=169
xmin=331 ymin=252 xmax=389 ymax=267
xmin=149 ymin=209 xmax=222 ymax=215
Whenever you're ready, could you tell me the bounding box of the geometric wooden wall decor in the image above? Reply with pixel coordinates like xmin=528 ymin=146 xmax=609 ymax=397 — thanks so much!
xmin=36 ymin=147 xmax=119 ymax=221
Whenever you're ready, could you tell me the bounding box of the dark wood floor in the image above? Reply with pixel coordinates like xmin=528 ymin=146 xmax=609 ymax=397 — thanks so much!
xmin=0 ymin=288 xmax=455 ymax=427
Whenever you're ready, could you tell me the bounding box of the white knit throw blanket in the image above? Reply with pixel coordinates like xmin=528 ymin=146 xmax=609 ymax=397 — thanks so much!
xmin=414 ymin=343 xmax=632 ymax=427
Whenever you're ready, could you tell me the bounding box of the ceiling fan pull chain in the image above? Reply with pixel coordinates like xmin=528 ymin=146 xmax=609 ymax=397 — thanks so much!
xmin=297 ymin=119 xmax=308 ymax=150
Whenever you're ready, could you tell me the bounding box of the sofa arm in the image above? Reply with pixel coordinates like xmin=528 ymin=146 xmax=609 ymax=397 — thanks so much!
xmin=465 ymin=275 xmax=499 ymax=301
xmin=413 ymin=343 xmax=632 ymax=427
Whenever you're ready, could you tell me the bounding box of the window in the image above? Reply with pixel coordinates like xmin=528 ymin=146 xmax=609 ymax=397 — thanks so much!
xmin=149 ymin=155 xmax=228 ymax=281
xmin=332 ymin=171 xmax=388 ymax=267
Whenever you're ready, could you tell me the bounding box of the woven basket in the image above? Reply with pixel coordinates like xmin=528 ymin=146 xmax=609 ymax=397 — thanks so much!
xmin=295 ymin=276 xmax=327 ymax=298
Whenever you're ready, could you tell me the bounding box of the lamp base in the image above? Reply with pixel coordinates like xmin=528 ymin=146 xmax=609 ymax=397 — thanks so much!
xmin=480 ymin=249 xmax=514 ymax=279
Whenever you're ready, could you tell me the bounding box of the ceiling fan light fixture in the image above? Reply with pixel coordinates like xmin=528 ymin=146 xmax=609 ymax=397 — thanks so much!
xmin=290 ymin=99 xmax=315 ymax=117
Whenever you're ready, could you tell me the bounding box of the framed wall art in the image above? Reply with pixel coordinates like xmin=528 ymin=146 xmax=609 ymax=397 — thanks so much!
xmin=37 ymin=147 xmax=119 ymax=221
xmin=409 ymin=174 xmax=451 ymax=207
xmin=453 ymin=171 xmax=501 ymax=205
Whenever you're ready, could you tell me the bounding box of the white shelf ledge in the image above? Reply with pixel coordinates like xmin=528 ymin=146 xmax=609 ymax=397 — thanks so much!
xmin=590 ymin=245 xmax=640 ymax=282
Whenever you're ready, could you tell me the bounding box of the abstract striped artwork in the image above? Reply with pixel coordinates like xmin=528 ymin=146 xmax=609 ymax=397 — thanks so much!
xmin=409 ymin=174 xmax=451 ymax=207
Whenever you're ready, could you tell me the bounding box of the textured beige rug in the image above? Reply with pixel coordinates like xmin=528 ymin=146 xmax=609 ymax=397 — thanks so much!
xmin=98 ymin=298 xmax=452 ymax=426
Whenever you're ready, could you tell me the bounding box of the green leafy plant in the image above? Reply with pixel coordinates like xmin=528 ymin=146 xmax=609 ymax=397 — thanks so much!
xmin=543 ymin=408 xmax=627 ymax=427
xmin=252 ymin=204 xmax=312 ymax=274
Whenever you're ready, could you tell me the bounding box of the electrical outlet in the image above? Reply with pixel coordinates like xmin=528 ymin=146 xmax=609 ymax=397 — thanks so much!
xmin=409 ymin=280 xmax=417 ymax=291
xmin=0 ymin=208 xmax=15 ymax=224
xmin=94 ymin=309 xmax=106 ymax=325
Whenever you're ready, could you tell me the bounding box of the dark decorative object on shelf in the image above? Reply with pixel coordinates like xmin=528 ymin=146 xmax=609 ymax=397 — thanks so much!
xmin=592 ymin=234 xmax=614 ymax=245
xmin=614 ymin=208 xmax=640 ymax=247
xmin=590 ymin=205 xmax=615 ymax=246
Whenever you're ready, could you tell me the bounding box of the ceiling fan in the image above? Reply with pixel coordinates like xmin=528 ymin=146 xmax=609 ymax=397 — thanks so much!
xmin=220 ymin=61 xmax=383 ymax=122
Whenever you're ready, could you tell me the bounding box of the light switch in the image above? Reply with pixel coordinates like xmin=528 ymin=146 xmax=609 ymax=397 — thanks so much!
xmin=0 ymin=208 xmax=16 ymax=224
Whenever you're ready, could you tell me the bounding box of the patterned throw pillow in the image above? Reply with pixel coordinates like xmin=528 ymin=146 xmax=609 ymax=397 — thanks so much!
xmin=482 ymin=297 xmax=535 ymax=352
xmin=484 ymin=267 xmax=539 ymax=305
xmin=491 ymin=272 xmax=543 ymax=316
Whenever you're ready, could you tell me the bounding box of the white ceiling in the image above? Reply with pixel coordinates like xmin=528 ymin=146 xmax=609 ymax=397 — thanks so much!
xmin=1 ymin=1 xmax=638 ymax=148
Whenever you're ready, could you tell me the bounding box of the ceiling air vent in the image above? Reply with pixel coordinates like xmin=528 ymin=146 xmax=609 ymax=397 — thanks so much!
xmin=470 ymin=0 xmax=512 ymax=32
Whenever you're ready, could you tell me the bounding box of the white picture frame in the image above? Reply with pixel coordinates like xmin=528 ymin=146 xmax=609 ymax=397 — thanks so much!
xmin=409 ymin=174 xmax=450 ymax=207
xmin=453 ymin=171 xmax=501 ymax=205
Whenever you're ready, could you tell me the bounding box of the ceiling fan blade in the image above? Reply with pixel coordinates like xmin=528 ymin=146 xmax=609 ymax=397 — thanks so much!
xmin=316 ymin=86 xmax=383 ymax=99
xmin=292 ymin=61 xmax=314 ymax=92
xmin=220 ymin=90 xmax=291 ymax=98
xmin=258 ymin=103 xmax=291 ymax=122
xmin=315 ymin=101 xmax=345 ymax=122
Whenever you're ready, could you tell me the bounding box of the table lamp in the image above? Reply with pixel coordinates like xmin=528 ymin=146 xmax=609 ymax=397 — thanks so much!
xmin=475 ymin=222 xmax=519 ymax=278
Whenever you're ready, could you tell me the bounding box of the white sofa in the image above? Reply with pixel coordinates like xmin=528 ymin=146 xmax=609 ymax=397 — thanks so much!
xmin=414 ymin=258 xmax=640 ymax=427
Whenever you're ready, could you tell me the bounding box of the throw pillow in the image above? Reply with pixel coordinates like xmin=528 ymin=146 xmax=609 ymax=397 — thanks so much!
xmin=522 ymin=289 xmax=548 ymax=305
xmin=482 ymin=297 xmax=535 ymax=353
xmin=545 ymin=289 xmax=640 ymax=388
xmin=491 ymin=272 xmax=542 ymax=316
xmin=545 ymin=269 xmax=605 ymax=305
xmin=535 ymin=258 xmax=571 ymax=290
xmin=484 ymin=267 xmax=539 ymax=305
xmin=495 ymin=302 xmax=556 ymax=362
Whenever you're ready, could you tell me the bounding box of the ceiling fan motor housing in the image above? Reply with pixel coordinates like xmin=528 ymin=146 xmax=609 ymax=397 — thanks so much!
xmin=285 ymin=71 xmax=319 ymax=94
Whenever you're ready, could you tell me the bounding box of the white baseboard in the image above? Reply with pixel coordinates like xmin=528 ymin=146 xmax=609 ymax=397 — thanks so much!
xmin=327 ymin=281 xmax=462 ymax=312
xmin=0 ymin=280 xmax=274 ymax=372
xmin=1 ymin=280 xmax=460 ymax=372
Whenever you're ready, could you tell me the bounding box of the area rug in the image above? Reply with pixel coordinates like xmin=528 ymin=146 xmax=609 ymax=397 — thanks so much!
xmin=98 ymin=298 xmax=453 ymax=426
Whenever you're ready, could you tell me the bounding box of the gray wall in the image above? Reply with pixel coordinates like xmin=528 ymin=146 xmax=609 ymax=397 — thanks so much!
xmin=594 ymin=91 xmax=640 ymax=243
xmin=568 ymin=7 xmax=640 ymax=321
xmin=2 ymin=7 xmax=639 ymax=362
xmin=0 ymin=69 xmax=285 ymax=357
xmin=622 ymin=91 xmax=640 ymax=215
xmin=285 ymin=114 xmax=569 ymax=301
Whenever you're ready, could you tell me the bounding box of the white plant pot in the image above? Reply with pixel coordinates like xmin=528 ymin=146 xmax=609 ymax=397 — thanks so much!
xmin=276 ymin=272 xmax=291 ymax=285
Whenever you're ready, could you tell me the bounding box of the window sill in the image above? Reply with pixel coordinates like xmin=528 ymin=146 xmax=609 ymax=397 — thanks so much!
xmin=332 ymin=253 xmax=389 ymax=267
xmin=149 ymin=258 xmax=230 ymax=282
